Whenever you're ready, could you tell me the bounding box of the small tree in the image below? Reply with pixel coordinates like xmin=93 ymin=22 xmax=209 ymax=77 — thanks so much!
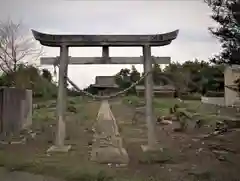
xmin=42 ymin=68 xmax=52 ymax=82
xmin=115 ymin=68 xmax=131 ymax=89
xmin=0 ymin=19 xmax=42 ymax=76
xmin=130 ymin=65 xmax=141 ymax=83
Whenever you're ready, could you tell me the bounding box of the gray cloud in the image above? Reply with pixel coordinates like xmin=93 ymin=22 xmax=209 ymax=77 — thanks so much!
xmin=0 ymin=0 xmax=221 ymax=88
xmin=177 ymin=29 xmax=215 ymax=43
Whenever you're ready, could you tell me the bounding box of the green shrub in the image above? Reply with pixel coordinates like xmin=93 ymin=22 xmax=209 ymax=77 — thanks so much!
xmin=67 ymin=105 xmax=77 ymax=113
xmin=180 ymin=93 xmax=201 ymax=100
xmin=122 ymin=96 xmax=142 ymax=106
xmin=204 ymin=91 xmax=224 ymax=97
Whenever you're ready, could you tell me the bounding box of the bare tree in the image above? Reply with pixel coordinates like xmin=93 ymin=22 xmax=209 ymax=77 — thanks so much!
xmin=0 ymin=19 xmax=42 ymax=74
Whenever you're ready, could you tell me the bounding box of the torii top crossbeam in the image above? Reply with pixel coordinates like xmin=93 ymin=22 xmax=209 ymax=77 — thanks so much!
xmin=31 ymin=30 xmax=179 ymax=47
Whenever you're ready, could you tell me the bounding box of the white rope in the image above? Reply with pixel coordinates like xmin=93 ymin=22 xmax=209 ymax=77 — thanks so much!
xmin=53 ymin=57 xmax=225 ymax=101
xmin=53 ymin=57 xmax=154 ymax=100
xmin=65 ymin=71 xmax=150 ymax=100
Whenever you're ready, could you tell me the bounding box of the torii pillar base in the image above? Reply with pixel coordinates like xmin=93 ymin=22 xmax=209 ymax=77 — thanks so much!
xmin=141 ymin=144 xmax=163 ymax=152
xmin=90 ymin=146 xmax=129 ymax=165
xmin=47 ymin=145 xmax=71 ymax=153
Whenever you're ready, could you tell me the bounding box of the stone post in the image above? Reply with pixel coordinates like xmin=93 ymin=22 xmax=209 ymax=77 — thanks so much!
xmin=22 ymin=89 xmax=32 ymax=129
xmin=47 ymin=44 xmax=71 ymax=152
xmin=141 ymin=44 xmax=158 ymax=152
xmin=102 ymin=45 xmax=110 ymax=96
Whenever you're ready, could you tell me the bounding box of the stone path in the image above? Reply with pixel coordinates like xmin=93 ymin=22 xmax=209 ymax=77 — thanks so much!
xmin=0 ymin=168 xmax=63 ymax=181
xmin=90 ymin=100 xmax=129 ymax=164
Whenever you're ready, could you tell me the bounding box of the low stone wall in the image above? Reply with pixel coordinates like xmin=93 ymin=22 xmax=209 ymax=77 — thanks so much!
xmin=136 ymin=91 xmax=175 ymax=97
xmin=201 ymin=96 xmax=225 ymax=106
xmin=0 ymin=88 xmax=32 ymax=136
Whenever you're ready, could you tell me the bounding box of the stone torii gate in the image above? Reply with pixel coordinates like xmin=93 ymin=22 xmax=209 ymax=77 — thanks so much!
xmin=32 ymin=30 xmax=179 ymax=152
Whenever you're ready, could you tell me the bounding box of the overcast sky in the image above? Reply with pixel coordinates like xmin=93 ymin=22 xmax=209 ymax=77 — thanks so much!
xmin=0 ymin=0 xmax=221 ymax=88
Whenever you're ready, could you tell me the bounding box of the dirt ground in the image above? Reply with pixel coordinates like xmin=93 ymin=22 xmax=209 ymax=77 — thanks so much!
xmin=0 ymin=167 xmax=64 ymax=181
xmin=112 ymin=99 xmax=240 ymax=181
xmin=0 ymin=97 xmax=240 ymax=181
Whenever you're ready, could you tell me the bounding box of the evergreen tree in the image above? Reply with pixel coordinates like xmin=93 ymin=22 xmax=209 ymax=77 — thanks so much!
xmin=205 ymin=0 xmax=240 ymax=64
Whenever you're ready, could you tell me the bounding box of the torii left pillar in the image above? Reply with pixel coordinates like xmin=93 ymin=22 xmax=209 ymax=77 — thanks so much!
xmin=47 ymin=44 xmax=71 ymax=152
xmin=141 ymin=44 xmax=159 ymax=152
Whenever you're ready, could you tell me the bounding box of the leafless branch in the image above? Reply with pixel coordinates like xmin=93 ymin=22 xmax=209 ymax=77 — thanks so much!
xmin=0 ymin=19 xmax=42 ymax=74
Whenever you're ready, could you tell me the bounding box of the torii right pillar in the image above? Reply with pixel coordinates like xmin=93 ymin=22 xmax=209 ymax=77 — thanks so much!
xmin=141 ymin=44 xmax=158 ymax=152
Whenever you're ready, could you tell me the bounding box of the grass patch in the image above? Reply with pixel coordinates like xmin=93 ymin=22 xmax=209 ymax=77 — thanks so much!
xmin=188 ymin=170 xmax=214 ymax=181
xmin=0 ymin=97 xmax=227 ymax=181
xmin=0 ymin=149 xmax=116 ymax=181
xmin=122 ymin=96 xmax=143 ymax=107
xmin=138 ymin=148 xmax=178 ymax=165
xmin=153 ymin=98 xmax=179 ymax=109
xmin=0 ymin=97 xmax=119 ymax=180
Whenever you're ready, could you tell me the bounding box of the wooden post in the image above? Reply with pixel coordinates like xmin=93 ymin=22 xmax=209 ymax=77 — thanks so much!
xmin=47 ymin=44 xmax=71 ymax=152
xmin=102 ymin=46 xmax=109 ymax=57
xmin=102 ymin=46 xmax=110 ymax=63
xmin=141 ymin=44 xmax=158 ymax=151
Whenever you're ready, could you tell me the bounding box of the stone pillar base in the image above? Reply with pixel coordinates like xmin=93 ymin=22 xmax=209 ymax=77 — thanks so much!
xmin=141 ymin=144 xmax=163 ymax=152
xmin=47 ymin=145 xmax=71 ymax=153
xmin=90 ymin=147 xmax=129 ymax=165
